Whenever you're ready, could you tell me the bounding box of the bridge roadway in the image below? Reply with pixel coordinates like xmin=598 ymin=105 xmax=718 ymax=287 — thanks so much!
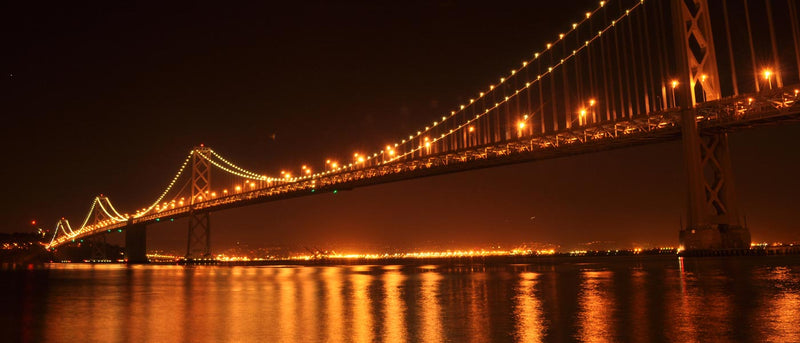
xmin=55 ymin=87 xmax=800 ymax=246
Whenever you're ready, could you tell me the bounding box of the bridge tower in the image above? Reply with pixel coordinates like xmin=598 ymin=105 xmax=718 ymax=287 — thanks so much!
xmin=672 ymin=0 xmax=750 ymax=250
xmin=88 ymin=198 xmax=108 ymax=261
xmin=187 ymin=146 xmax=212 ymax=259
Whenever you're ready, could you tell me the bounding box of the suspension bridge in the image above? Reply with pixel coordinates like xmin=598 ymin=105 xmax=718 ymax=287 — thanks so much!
xmin=45 ymin=0 xmax=800 ymax=262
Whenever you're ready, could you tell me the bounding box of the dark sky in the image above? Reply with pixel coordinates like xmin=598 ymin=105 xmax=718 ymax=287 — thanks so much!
xmin=3 ymin=1 xmax=799 ymax=252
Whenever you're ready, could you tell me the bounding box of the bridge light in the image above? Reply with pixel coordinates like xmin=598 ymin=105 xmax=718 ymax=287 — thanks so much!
xmin=589 ymin=99 xmax=596 ymax=106
xmin=763 ymin=69 xmax=774 ymax=89
xmin=235 ymin=185 xmax=242 ymax=192
xmin=700 ymin=74 xmax=707 ymax=82
xmin=671 ymin=80 xmax=679 ymax=89
xmin=468 ymin=126 xmax=475 ymax=133
xmin=517 ymin=121 xmax=526 ymax=129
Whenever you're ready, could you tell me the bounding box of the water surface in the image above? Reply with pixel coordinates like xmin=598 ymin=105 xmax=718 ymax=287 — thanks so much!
xmin=2 ymin=256 xmax=799 ymax=342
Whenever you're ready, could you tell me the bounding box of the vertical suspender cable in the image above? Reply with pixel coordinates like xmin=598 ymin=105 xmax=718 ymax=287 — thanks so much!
xmin=765 ymin=0 xmax=784 ymax=87
xmin=575 ymin=27 xmax=584 ymax=121
xmin=550 ymin=51 xmax=559 ymax=131
xmin=562 ymin=42 xmax=573 ymax=129
xmin=627 ymin=10 xmax=642 ymax=116
xmin=638 ymin=6 xmax=655 ymax=113
xmin=600 ymin=23 xmax=612 ymax=121
xmin=537 ymin=58 xmax=546 ymax=133
xmin=613 ymin=17 xmax=627 ymax=118
xmin=655 ymin=1 xmax=670 ymax=109
xmin=722 ymin=0 xmax=740 ymax=95
xmin=587 ymin=18 xmax=598 ymax=122
xmin=788 ymin=0 xmax=800 ymax=82
xmin=744 ymin=0 xmax=760 ymax=92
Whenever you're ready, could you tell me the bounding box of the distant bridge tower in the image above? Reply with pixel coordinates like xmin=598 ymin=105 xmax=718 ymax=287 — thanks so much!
xmin=187 ymin=146 xmax=212 ymax=259
xmin=672 ymin=0 xmax=750 ymax=250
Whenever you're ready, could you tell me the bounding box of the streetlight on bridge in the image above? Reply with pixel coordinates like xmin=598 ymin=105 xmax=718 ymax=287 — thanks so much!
xmin=763 ymin=69 xmax=773 ymax=90
xmin=670 ymin=80 xmax=679 ymax=108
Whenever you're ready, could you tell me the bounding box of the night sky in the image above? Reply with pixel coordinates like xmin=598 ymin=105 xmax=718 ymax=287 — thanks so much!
xmin=4 ymin=1 xmax=799 ymax=252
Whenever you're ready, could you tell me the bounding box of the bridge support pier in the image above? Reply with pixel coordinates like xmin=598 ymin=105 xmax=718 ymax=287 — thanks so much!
xmin=187 ymin=211 xmax=211 ymax=259
xmin=125 ymin=223 xmax=148 ymax=264
xmin=88 ymin=234 xmax=108 ymax=261
xmin=679 ymin=110 xmax=750 ymax=250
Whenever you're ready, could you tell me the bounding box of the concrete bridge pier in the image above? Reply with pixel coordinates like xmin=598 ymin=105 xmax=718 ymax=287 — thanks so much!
xmin=125 ymin=222 xmax=148 ymax=264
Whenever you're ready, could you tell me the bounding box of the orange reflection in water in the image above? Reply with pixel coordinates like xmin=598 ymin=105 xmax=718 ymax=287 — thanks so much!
xmin=419 ymin=268 xmax=443 ymax=342
xmin=764 ymin=267 xmax=800 ymax=342
xmin=514 ymin=272 xmax=544 ymax=343
xmin=278 ymin=267 xmax=298 ymax=341
xmin=577 ymin=270 xmax=614 ymax=343
xmin=350 ymin=267 xmax=374 ymax=343
xmin=382 ymin=268 xmax=408 ymax=342
xmin=323 ymin=267 xmax=345 ymax=343
xmin=468 ymin=270 xmax=490 ymax=343
xmin=629 ymin=269 xmax=647 ymax=340
xmin=299 ymin=267 xmax=319 ymax=342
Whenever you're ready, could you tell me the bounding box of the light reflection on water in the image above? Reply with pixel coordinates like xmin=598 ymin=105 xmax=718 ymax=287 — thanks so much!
xmin=1 ymin=256 xmax=799 ymax=342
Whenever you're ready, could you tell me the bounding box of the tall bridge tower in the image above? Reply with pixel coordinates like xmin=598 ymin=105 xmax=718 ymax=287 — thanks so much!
xmin=187 ymin=146 xmax=212 ymax=259
xmin=672 ymin=0 xmax=750 ymax=250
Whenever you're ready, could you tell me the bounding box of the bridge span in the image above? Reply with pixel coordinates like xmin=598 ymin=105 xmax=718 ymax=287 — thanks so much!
xmin=45 ymin=0 xmax=800 ymax=260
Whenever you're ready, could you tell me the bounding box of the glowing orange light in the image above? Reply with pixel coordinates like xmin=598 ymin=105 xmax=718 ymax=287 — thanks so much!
xmin=517 ymin=121 xmax=526 ymax=129
xmin=589 ymin=98 xmax=596 ymax=106
xmin=763 ymin=69 xmax=772 ymax=80
xmin=671 ymin=80 xmax=679 ymax=89
xmin=468 ymin=126 xmax=475 ymax=133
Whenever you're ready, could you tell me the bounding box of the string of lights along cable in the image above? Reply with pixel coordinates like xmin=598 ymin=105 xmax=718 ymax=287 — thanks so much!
xmin=46 ymin=0 xmax=800 ymax=249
